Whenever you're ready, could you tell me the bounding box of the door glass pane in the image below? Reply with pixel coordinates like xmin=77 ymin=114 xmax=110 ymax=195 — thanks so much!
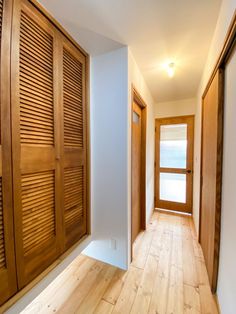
xmin=160 ymin=173 xmax=186 ymax=203
xmin=160 ymin=124 xmax=187 ymax=168
xmin=133 ymin=111 xmax=140 ymax=124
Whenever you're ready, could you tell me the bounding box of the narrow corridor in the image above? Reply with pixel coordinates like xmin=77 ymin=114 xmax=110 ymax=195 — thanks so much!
xmin=22 ymin=212 xmax=218 ymax=314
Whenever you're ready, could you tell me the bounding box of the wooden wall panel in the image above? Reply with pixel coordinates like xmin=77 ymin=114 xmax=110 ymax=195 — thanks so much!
xmin=0 ymin=0 xmax=18 ymax=306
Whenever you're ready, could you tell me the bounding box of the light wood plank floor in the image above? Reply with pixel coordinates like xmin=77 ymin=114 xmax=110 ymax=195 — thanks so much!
xmin=22 ymin=211 xmax=218 ymax=314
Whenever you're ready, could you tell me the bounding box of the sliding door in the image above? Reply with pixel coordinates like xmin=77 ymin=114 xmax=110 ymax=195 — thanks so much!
xmin=11 ymin=0 xmax=62 ymax=288
xmin=200 ymin=69 xmax=223 ymax=291
xmin=0 ymin=0 xmax=18 ymax=304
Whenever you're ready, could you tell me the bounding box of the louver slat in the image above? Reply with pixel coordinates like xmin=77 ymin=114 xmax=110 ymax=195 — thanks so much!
xmin=63 ymin=48 xmax=83 ymax=148
xmin=19 ymin=11 xmax=54 ymax=146
xmin=64 ymin=167 xmax=84 ymax=229
xmin=62 ymin=40 xmax=87 ymax=249
xmin=11 ymin=0 xmax=61 ymax=289
xmin=22 ymin=171 xmax=55 ymax=255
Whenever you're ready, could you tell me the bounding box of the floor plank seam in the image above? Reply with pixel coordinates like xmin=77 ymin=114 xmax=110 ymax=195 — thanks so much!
xmin=21 ymin=213 xmax=218 ymax=314
xmin=131 ymin=264 xmax=144 ymax=270
xmin=101 ymin=298 xmax=115 ymax=306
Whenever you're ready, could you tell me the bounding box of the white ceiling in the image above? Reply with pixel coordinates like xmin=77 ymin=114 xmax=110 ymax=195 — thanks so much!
xmin=39 ymin=0 xmax=222 ymax=102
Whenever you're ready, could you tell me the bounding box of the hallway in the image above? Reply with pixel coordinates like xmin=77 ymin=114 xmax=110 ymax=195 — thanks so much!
xmin=22 ymin=212 xmax=218 ymax=314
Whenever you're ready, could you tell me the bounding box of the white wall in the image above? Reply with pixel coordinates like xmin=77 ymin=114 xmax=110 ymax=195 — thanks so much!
xmin=217 ymin=46 xmax=236 ymax=314
xmin=193 ymin=0 xmax=236 ymax=236
xmin=128 ymin=49 xmax=155 ymax=232
xmin=154 ymin=98 xmax=196 ymax=119
xmin=83 ymin=47 xmax=129 ymax=270
xmin=84 ymin=48 xmax=156 ymax=270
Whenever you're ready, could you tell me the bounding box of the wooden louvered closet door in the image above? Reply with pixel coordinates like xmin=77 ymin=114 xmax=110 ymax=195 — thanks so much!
xmin=0 ymin=0 xmax=18 ymax=305
xmin=11 ymin=0 xmax=63 ymax=288
xmin=61 ymin=36 xmax=87 ymax=249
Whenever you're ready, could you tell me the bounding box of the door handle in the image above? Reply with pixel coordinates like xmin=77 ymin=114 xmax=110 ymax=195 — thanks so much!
xmin=186 ymin=169 xmax=192 ymax=174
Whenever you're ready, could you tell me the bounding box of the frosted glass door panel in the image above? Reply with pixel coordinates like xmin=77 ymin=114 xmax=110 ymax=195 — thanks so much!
xmin=160 ymin=124 xmax=187 ymax=168
xmin=160 ymin=173 xmax=186 ymax=203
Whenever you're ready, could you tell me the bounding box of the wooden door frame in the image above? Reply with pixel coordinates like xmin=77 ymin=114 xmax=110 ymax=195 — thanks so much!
xmin=154 ymin=115 xmax=194 ymax=214
xmin=131 ymin=86 xmax=147 ymax=247
xmin=199 ymin=11 xmax=236 ymax=293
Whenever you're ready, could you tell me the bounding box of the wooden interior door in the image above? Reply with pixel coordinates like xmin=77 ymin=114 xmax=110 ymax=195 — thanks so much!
xmin=61 ymin=35 xmax=88 ymax=250
xmin=0 ymin=0 xmax=18 ymax=305
xmin=11 ymin=0 xmax=62 ymax=288
xmin=155 ymin=116 xmax=194 ymax=213
xmin=200 ymin=69 xmax=223 ymax=292
xmin=132 ymin=101 xmax=142 ymax=243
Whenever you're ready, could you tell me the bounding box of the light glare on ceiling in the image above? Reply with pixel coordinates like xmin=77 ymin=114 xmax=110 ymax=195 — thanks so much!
xmin=167 ymin=62 xmax=175 ymax=78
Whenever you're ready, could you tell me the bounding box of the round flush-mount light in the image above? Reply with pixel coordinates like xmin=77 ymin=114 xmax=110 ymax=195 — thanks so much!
xmin=166 ymin=62 xmax=175 ymax=78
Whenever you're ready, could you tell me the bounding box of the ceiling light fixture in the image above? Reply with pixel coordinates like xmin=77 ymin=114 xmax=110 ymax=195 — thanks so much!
xmin=166 ymin=62 xmax=175 ymax=78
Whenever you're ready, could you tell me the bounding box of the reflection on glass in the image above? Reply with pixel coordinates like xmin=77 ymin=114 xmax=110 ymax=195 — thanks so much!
xmin=133 ymin=111 xmax=140 ymax=124
xmin=160 ymin=173 xmax=186 ymax=203
xmin=160 ymin=124 xmax=187 ymax=168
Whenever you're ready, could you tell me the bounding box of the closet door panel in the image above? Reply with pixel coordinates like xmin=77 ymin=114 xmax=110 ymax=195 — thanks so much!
xmin=0 ymin=0 xmax=18 ymax=306
xmin=11 ymin=0 xmax=62 ymax=288
xmin=62 ymin=38 xmax=87 ymax=249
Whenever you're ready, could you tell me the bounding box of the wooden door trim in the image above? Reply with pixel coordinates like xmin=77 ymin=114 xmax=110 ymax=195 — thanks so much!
xmin=155 ymin=115 xmax=194 ymax=214
xmin=199 ymin=11 xmax=236 ymax=293
xmin=131 ymin=86 xmax=147 ymax=247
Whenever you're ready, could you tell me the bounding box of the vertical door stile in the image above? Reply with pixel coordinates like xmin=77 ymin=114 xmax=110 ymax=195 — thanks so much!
xmin=0 ymin=0 xmax=18 ymax=306
xmin=11 ymin=0 xmax=24 ymax=289
xmin=54 ymin=29 xmax=64 ymax=253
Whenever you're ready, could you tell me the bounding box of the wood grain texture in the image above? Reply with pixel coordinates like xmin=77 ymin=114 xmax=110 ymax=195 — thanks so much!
xmin=200 ymin=70 xmax=223 ymax=292
xmin=63 ymin=47 xmax=83 ymax=148
xmin=11 ymin=0 xmax=61 ymax=289
xmin=64 ymin=167 xmax=84 ymax=229
xmin=21 ymin=171 xmax=55 ymax=255
xmin=131 ymin=102 xmax=142 ymax=243
xmin=19 ymin=9 xmax=54 ymax=146
xmin=0 ymin=0 xmax=18 ymax=306
xmin=10 ymin=0 xmax=89 ymax=291
xmin=131 ymin=86 xmax=147 ymax=250
xmin=22 ymin=212 xmax=218 ymax=314
xmin=0 ymin=0 xmax=89 ymax=307
xmin=198 ymin=10 xmax=236 ymax=297
xmin=61 ymin=36 xmax=87 ymax=250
